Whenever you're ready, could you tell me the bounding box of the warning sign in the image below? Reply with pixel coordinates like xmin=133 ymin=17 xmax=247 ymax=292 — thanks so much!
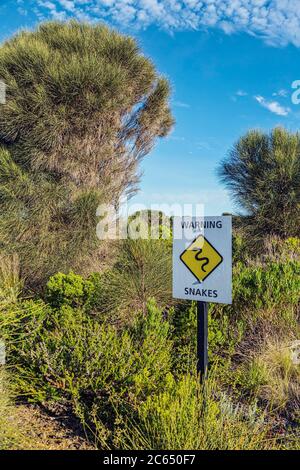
xmin=180 ymin=235 xmax=223 ymax=283
xmin=173 ymin=216 xmax=232 ymax=304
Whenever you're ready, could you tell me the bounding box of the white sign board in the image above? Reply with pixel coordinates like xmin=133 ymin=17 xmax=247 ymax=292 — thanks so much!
xmin=172 ymin=216 xmax=232 ymax=304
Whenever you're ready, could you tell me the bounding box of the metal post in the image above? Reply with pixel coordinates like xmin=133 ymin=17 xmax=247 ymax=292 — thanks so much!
xmin=197 ymin=301 xmax=208 ymax=383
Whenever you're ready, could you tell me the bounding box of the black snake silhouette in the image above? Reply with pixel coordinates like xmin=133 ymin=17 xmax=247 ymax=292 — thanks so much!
xmin=192 ymin=247 xmax=209 ymax=272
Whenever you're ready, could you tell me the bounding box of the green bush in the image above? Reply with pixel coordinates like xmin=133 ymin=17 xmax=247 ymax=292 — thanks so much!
xmin=171 ymin=301 xmax=197 ymax=375
xmin=116 ymin=373 xmax=274 ymax=450
xmin=232 ymin=230 xmax=249 ymax=263
xmin=218 ymin=128 xmax=300 ymax=239
xmin=171 ymin=260 xmax=299 ymax=378
xmin=4 ymin=298 xmax=173 ymax=446
xmin=171 ymin=300 xmax=244 ymax=376
xmin=235 ymin=359 xmax=269 ymax=398
xmin=235 ymin=337 xmax=300 ymax=420
xmin=0 ymin=21 xmax=173 ymax=288
xmin=0 ymin=370 xmax=26 ymax=449
xmin=232 ymin=261 xmax=300 ymax=312
xmin=93 ymin=239 xmax=172 ymax=325
xmin=2 ymin=255 xmax=299 ymax=449
xmin=46 ymin=271 xmax=96 ymax=309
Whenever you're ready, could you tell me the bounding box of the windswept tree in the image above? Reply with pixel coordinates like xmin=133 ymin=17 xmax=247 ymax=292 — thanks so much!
xmin=0 ymin=21 xmax=173 ymax=286
xmin=218 ymin=128 xmax=300 ymax=240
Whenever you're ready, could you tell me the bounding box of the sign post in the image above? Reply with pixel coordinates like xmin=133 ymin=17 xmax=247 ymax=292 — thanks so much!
xmin=172 ymin=216 xmax=232 ymax=382
xmin=197 ymin=301 xmax=208 ymax=382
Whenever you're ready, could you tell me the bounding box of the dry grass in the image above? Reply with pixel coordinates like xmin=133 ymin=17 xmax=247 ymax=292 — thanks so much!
xmin=255 ymin=337 xmax=300 ymax=414
xmin=0 ymin=370 xmax=27 ymax=449
xmin=0 ymin=253 xmax=22 ymax=304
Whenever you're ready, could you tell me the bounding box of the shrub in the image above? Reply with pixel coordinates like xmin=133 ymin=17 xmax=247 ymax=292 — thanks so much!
xmin=171 ymin=301 xmax=197 ymax=375
xmin=219 ymin=127 xmax=300 ymax=239
xmin=0 ymin=253 xmax=22 ymax=305
xmin=2 ymin=255 xmax=299 ymax=449
xmin=232 ymin=229 xmax=250 ymax=263
xmin=232 ymin=261 xmax=300 ymax=312
xmin=172 ymin=260 xmax=299 ymax=383
xmin=0 ymin=370 xmax=26 ymax=449
xmin=262 ymin=236 xmax=300 ymax=262
xmin=4 ymin=298 xmax=173 ymax=447
xmin=46 ymin=271 xmax=96 ymax=309
xmin=93 ymin=239 xmax=173 ymax=325
xmin=0 ymin=21 xmax=173 ymax=287
xmin=238 ymin=337 xmax=300 ymax=421
xmin=116 ymin=373 xmax=274 ymax=450
xmin=171 ymin=301 xmax=240 ymax=375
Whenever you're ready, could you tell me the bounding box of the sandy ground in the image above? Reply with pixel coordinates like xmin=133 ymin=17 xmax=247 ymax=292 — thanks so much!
xmin=10 ymin=403 xmax=95 ymax=450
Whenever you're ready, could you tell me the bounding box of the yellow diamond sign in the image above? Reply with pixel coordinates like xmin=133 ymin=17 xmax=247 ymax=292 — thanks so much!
xmin=180 ymin=235 xmax=223 ymax=282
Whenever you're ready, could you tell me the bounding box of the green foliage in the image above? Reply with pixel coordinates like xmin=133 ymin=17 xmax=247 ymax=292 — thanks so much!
xmin=0 ymin=253 xmax=22 ymax=306
xmin=127 ymin=210 xmax=172 ymax=246
xmin=46 ymin=271 xmax=96 ymax=309
xmin=285 ymin=237 xmax=300 ymax=254
xmin=171 ymin=301 xmax=197 ymax=375
xmin=236 ymin=338 xmax=300 ymax=420
xmin=235 ymin=359 xmax=269 ymax=397
xmin=171 ymin=300 xmax=244 ymax=378
xmin=219 ymin=127 xmax=300 ymax=239
xmin=262 ymin=236 xmax=300 ymax=262
xmin=232 ymin=261 xmax=300 ymax=312
xmin=0 ymin=21 xmax=173 ymax=287
xmin=232 ymin=230 xmax=249 ymax=263
xmin=117 ymin=373 xmax=273 ymax=450
xmin=4 ymin=298 xmax=173 ymax=445
xmin=94 ymin=239 xmax=172 ymax=324
xmin=1 ymin=241 xmax=299 ymax=449
xmin=171 ymin=259 xmax=300 ymax=383
xmin=0 ymin=370 xmax=24 ymax=449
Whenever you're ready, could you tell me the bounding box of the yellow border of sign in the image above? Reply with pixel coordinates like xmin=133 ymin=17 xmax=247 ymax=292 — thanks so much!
xmin=179 ymin=235 xmax=223 ymax=283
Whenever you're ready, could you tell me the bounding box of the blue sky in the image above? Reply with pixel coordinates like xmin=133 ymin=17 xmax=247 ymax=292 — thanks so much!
xmin=1 ymin=1 xmax=300 ymax=216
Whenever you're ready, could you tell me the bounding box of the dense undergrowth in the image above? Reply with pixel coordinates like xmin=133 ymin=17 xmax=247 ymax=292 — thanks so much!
xmin=0 ymin=235 xmax=299 ymax=450
xmin=0 ymin=370 xmax=27 ymax=450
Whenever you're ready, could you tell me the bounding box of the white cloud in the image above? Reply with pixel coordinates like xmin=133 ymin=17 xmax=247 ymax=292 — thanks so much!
xmin=29 ymin=1 xmax=300 ymax=48
xmin=59 ymin=0 xmax=75 ymax=11
xmin=231 ymin=89 xmax=248 ymax=102
xmin=254 ymin=95 xmax=290 ymax=116
xmin=236 ymin=90 xmax=248 ymax=97
xmin=173 ymin=100 xmax=190 ymax=108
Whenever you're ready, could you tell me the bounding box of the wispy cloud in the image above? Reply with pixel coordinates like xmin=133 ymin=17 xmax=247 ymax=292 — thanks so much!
xmin=236 ymin=90 xmax=248 ymax=97
xmin=59 ymin=0 xmax=75 ymax=12
xmin=231 ymin=89 xmax=248 ymax=102
xmin=254 ymin=95 xmax=290 ymax=116
xmin=30 ymin=1 xmax=300 ymax=48
xmin=173 ymin=100 xmax=190 ymax=109
xmin=168 ymin=135 xmax=185 ymax=142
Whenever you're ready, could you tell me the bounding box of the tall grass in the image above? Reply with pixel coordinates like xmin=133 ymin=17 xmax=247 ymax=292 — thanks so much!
xmin=92 ymin=239 xmax=172 ymax=324
xmin=237 ymin=336 xmax=300 ymax=421
xmin=0 ymin=370 xmax=25 ymax=449
xmin=116 ymin=373 xmax=275 ymax=450
xmin=0 ymin=253 xmax=22 ymax=305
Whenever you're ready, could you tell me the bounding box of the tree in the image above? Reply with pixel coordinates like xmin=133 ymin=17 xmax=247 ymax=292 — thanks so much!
xmin=0 ymin=21 xmax=174 ymax=286
xmin=218 ymin=128 xmax=300 ymax=240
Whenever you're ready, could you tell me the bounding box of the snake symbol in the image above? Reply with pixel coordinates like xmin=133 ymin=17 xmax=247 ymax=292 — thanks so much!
xmin=192 ymin=247 xmax=209 ymax=272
